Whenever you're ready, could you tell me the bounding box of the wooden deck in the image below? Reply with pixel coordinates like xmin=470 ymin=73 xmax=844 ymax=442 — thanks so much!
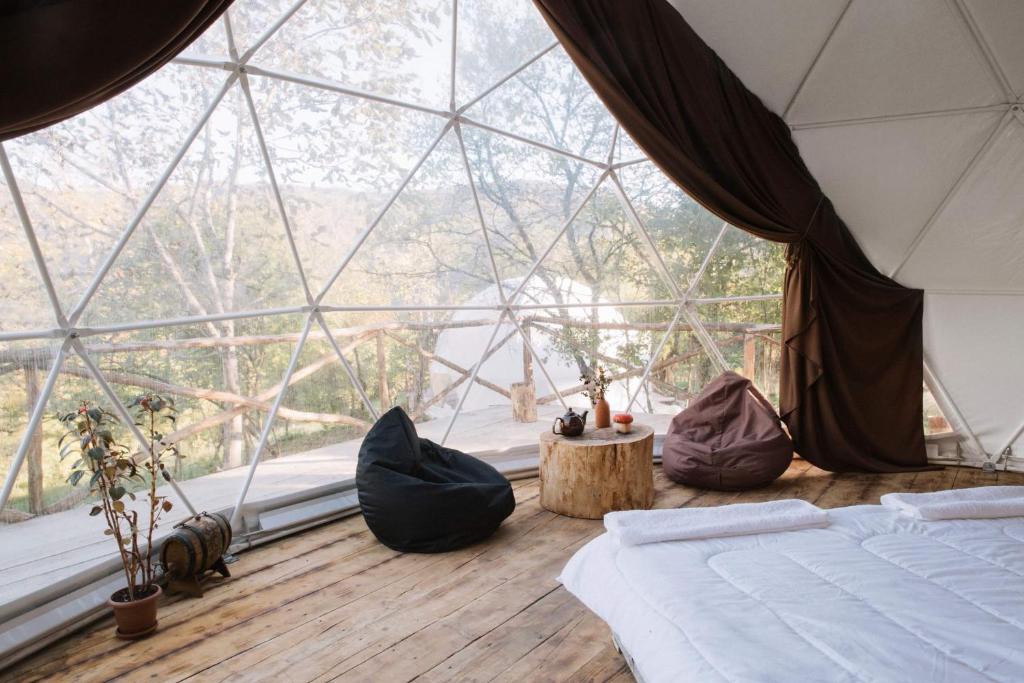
xmin=8 ymin=461 xmax=1024 ymax=682
xmin=0 ymin=406 xmax=673 ymax=613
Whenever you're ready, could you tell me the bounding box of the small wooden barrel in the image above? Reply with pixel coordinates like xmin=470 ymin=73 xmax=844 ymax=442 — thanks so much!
xmin=160 ymin=512 xmax=232 ymax=580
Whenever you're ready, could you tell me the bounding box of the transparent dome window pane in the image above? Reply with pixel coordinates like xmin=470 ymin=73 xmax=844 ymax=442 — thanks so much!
xmin=247 ymin=74 xmax=448 ymax=294
xmin=463 ymin=46 xmax=617 ymax=161
xmin=461 ymin=124 xmax=603 ymax=284
xmin=0 ymin=348 xmax=120 ymax=606
xmin=4 ymin=63 xmax=227 ymax=314
xmin=695 ymin=300 xmax=783 ymax=406
xmin=923 ymin=384 xmax=954 ymax=435
xmin=616 ymin=161 xmax=724 ymax=291
xmin=0 ymin=318 xmax=311 ymax=606
xmin=0 ymin=341 xmax=61 ymax=523
xmin=0 ymin=181 xmax=59 ymax=332
xmin=694 ymin=225 xmax=786 ymax=299
xmin=454 ymin=0 xmax=554 ymax=107
xmin=516 ymin=304 xmax=685 ymax=416
xmin=179 ymin=15 xmax=230 ymax=60
xmin=227 ymin=0 xmax=305 ymax=57
xmin=244 ymin=322 xmax=380 ymax=500
xmin=613 ymin=127 xmax=647 ymax=164
xmin=317 ymin=308 xmax=511 ymax=454
xmin=251 ymin=0 xmax=453 ymax=111
xmin=516 ymin=184 xmax=676 ymax=308
xmin=79 ymin=84 xmax=308 ymax=327
xmin=322 ymin=129 xmax=497 ymax=308
xmin=645 ymin=323 xmax=716 ymax=410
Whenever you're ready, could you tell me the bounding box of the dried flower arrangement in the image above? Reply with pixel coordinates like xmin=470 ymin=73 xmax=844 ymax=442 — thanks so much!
xmin=580 ymin=365 xmax=611 ymax=405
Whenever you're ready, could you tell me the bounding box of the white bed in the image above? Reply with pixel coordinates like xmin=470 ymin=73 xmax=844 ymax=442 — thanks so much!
xmin=560 ymin=504 xmax=1024 ymax=682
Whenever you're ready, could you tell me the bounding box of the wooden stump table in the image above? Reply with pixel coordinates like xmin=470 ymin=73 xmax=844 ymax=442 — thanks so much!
xmin=539 ymin=425 xmax=655 ymax=519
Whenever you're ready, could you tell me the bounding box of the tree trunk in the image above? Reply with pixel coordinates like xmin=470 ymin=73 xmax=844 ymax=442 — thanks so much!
xmin=512 ymin=323 xmax=536 ymax=422
xmin=222 ymin=344 xmax=245 ymax=469
xmin=376 ymin=331 xmax=390 ymax=410
xmin=23 ymin=366 xmax=44 ymax=514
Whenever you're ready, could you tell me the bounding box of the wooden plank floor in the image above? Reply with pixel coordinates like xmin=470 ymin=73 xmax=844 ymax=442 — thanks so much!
xmin=8 ymin=461 xmax=1024 ymax=683
xmin=0 ymin=406 xmax=673 ymax=609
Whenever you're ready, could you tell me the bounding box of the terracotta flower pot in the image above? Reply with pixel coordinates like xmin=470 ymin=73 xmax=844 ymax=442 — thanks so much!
xmin=108 ymin=584 xmax=161 ymax=640
xmin=594 ymin=398 xmax=611 ymax=429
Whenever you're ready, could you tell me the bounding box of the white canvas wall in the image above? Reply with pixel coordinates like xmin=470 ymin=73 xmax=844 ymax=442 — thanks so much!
xmin=671 ymin=0 xmax=1024 ymax=467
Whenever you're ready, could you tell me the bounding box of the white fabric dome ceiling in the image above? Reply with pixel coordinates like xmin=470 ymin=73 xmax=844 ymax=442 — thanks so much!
xmin=670 ymin=0 xmax=1024 ymax=465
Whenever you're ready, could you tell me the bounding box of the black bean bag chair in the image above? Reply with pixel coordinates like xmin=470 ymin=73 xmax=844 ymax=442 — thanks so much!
xmin=662 ymin=372 xmax=793 ymax=491
xmin=356 ymin=407 xmax=515 ymax=552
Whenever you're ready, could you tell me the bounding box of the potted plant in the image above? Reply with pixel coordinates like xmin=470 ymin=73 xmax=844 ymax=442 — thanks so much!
xmin=58 ymin=394 xmax=180 ymax=639
xmin=580 ymin=365 xmax=612 ymax=429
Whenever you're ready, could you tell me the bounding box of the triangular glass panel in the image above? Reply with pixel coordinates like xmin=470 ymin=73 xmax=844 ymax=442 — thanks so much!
xmin=513 ymin=183 xmax=676 ymax=309
xmin=79 ymin=315 xmax=308 ymax=478
xmin=694 ymin=300 xmax=783 ymax=406
xmin=454 ymin=0 xmax=554 ymax=108
xmin=251 ymin=0 xmax=453 ymax=112
xmin=244 ymin=322 xmax=378 ymax=495
xmin=0 ymin=183 xmax=60 ymax=332
xmin=0 ymin=348 xmax=120 ymax=607
xmin=922 ymin=383 xmax=954 ymax=436
xmin=0 ymin=333 xmax=286 ymax=606
xmin=226 ymin=0 xmax=301 ymax=58
xmin=321 ymin=129 xmax=497 ymax=308
xmin=4 ymin=63 xmax=226 ymax=315
xmin=514 ymin=304 xmax=692 ymax=419
xmin=179 ymin=14 xmax=231 ymax=60
xmin=613 ymin=127 xmax=647 ymax=165
xmin=460 ymin=124 xmax=603 ymax=286
xmin=79 ymin=84 xmax=308 ymax=327
xmin=462 ymin=46 xmax=617 ymax=162
xmin=615 ymin=161 xmax=725 ymax=291
xmin=318 ymin=308 xmax=501 ymax=438
xmin=692 ymin=225 xmax=786 ymax=299
xmin=0 ymin=340 xmax=64 ymax=523
xmin=648 ymin=316 xmax=717 ymax=412
xmin=247 ymin=75 xmax=448 ymax=295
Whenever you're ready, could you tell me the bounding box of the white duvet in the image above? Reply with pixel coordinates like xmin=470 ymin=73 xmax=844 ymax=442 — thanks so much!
xmin=560 ymin=505 xmax=1024 ymax=682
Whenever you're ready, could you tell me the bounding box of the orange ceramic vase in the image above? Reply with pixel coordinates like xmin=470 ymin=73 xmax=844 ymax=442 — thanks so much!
xmin=594 ymin=397 xmax=611 ymax=429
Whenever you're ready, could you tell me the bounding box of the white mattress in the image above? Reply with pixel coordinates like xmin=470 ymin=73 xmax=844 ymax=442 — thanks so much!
xmin=560 ymin=505 xmax=1024 ymax=682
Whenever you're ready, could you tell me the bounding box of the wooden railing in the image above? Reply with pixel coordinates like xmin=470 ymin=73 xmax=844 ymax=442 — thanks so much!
xmin=1 ymin=316 xmax=780 ymax=517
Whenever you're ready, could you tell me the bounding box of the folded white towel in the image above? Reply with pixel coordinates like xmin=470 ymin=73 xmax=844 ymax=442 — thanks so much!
xmin=881 ymin=485 xmax=1024 ymax=521
xmin=604 ymin=499 xmax=829 ymax=546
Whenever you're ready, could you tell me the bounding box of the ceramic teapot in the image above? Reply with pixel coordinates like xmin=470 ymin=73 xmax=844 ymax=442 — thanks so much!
xmin=552 ymin=408 xmax=588 ymax=437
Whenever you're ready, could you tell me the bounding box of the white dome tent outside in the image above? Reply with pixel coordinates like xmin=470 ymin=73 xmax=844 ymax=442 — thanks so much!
xmin=0 ymin=0 xmax=786 ymax=661
xmin=431 ymin=278 xmax=663 ymax=415
xmin=671 ymin=0 xmax=1024 ymax=470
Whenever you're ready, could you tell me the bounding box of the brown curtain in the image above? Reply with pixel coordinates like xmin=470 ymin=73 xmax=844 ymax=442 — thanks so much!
xmin=535 ymin=0 xmax=929 ymax=472
xmin=0 ymin=0 xmax=234 ymax=141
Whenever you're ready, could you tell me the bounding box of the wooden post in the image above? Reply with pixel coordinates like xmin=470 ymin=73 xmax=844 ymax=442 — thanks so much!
xmin=743 ymin=333 xmax=757 ymax=379
xmin=511 ymin=383 xmax=537 ymax=423
xmin=521 ymin=322 xmax=534 ymax=385
xmin=512 ymin=322 xmax=536 ymax=422
xmin=376 ymin=331 xmax=390 ymax=410
xmin=23 ymin=366 xmax=44 ymax=515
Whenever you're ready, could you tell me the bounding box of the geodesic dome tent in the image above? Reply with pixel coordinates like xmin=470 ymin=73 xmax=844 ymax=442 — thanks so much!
xmin=668 ymin=0 xmax=1024 ymax=469
xmin=0 ymin=0 xmax=786 ymax=656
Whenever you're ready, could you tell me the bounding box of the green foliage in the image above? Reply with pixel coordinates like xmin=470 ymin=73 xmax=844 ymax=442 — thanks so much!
xmin=57 ymin=396 xmax=179 ymax=597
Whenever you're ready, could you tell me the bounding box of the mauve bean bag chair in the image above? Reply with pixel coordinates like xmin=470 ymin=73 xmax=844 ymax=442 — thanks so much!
xmin=662 ymin=372 xmax=793 ymax=490
xmin=356 ymin=407 xmax=515 ymax=553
